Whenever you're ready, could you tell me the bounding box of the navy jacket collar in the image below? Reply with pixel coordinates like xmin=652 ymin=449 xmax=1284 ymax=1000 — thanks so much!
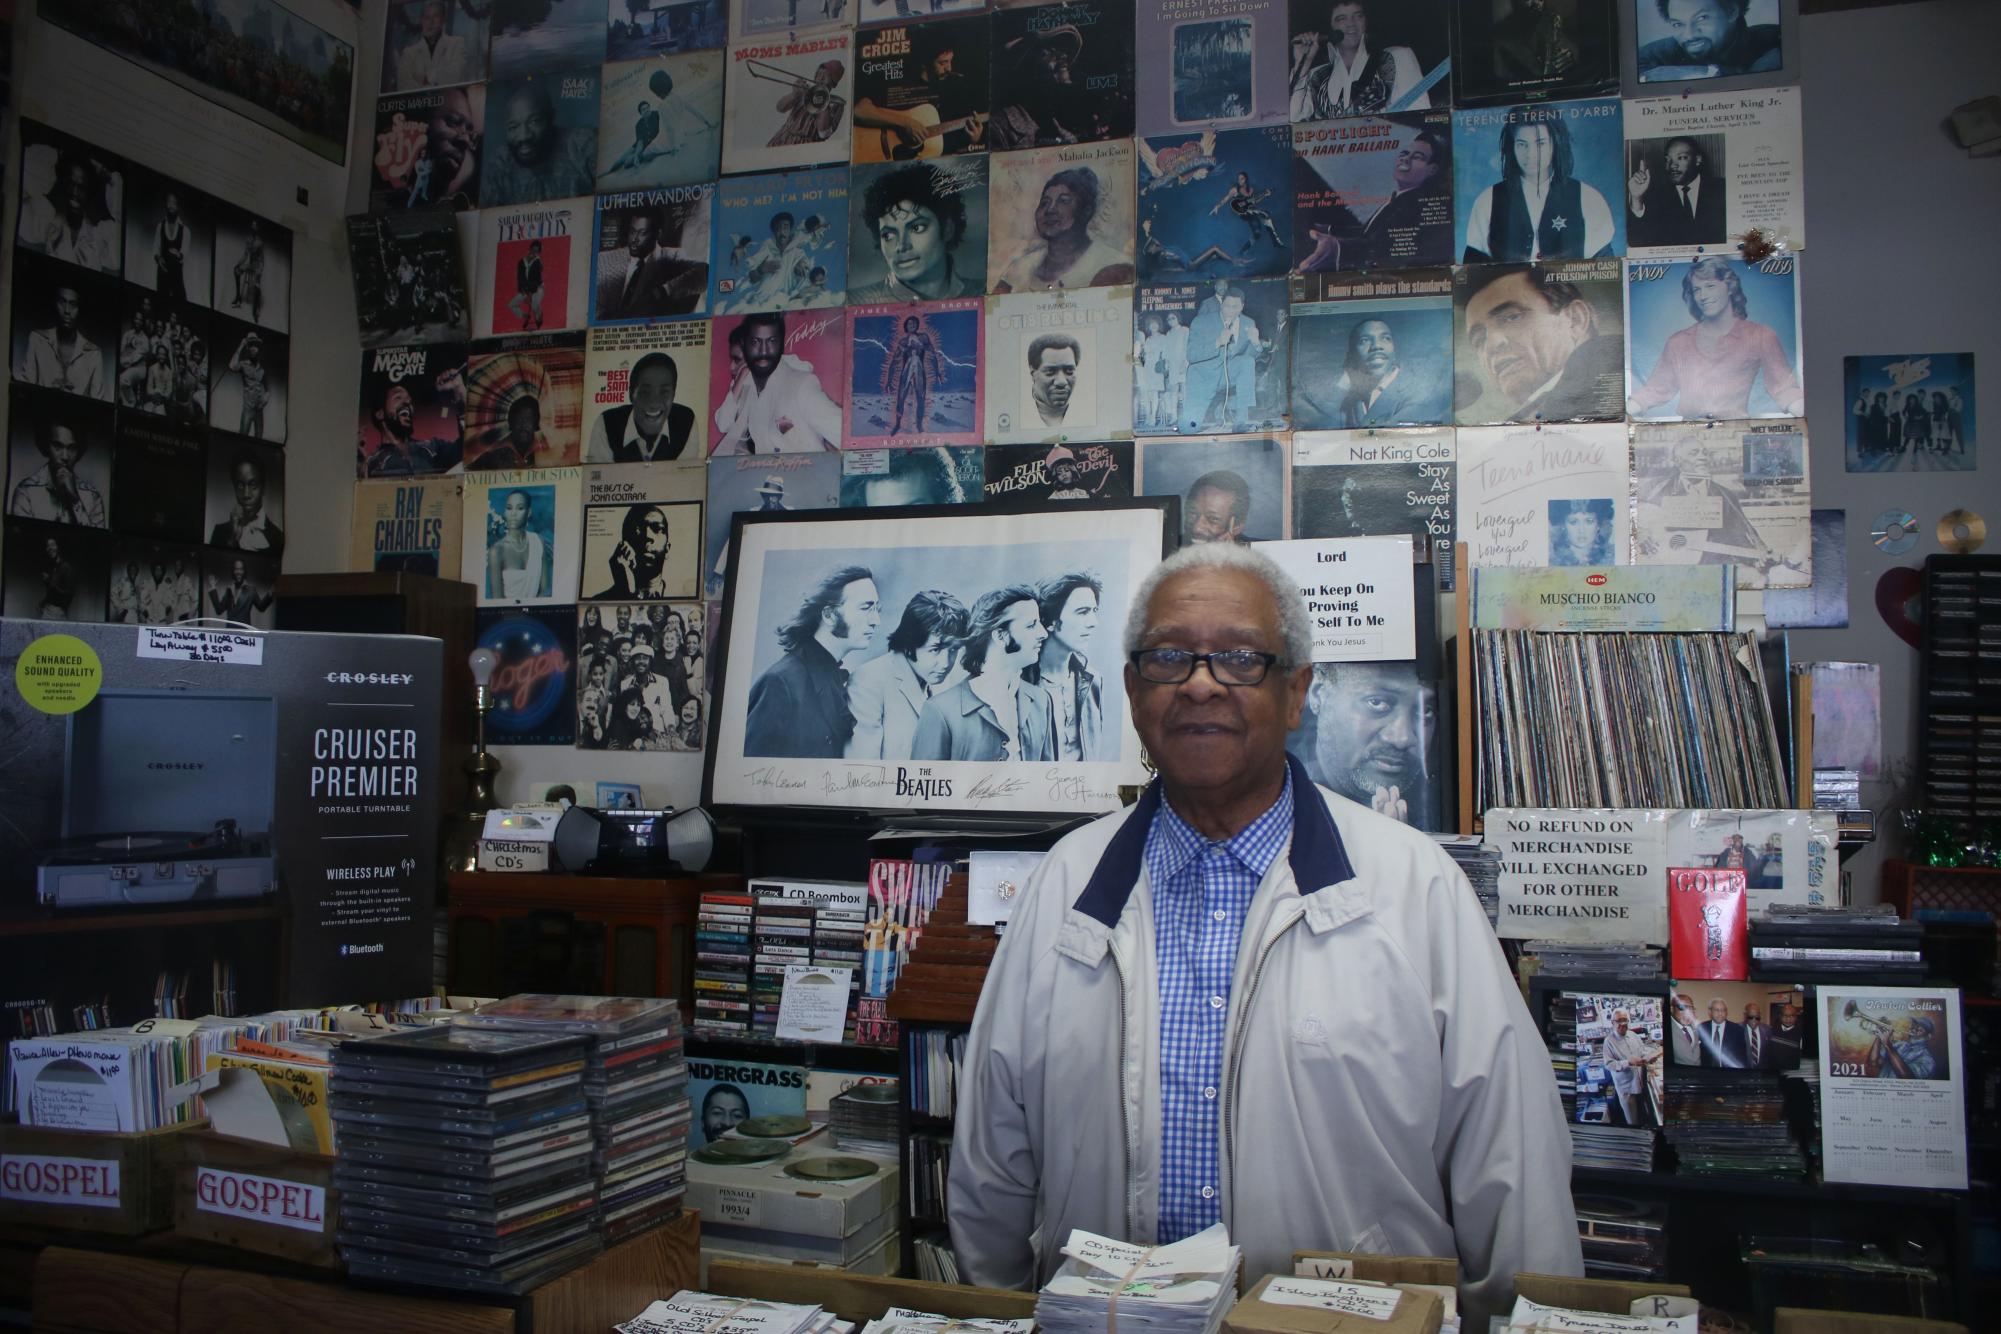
xmin=1072 ymin=753 xmax=1356 ymax=928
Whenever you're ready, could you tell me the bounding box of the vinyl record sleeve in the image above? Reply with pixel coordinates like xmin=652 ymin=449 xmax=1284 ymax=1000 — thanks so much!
xmin=590 ymin=186 xmax=716 ymax=324
xmin=1631 ymin=420 xmax=1810 ymax=589
xmin=1451 ymin=0 xmax=1618 ymax=106
xmin=357 ymin=343 xmax=468 ymax=477
xmin=1136 ymin=124 xmax=1293 ymax=283
xmin=370 ymin=86 xmax=488 ymax=212
xmin=1130 ymin=277 xmax=1287 ymax=435
xmin=983 ymin=285 xmax=1134 ymax=443
xmin=1291 ymin=113 xmax=1454 ymax=275
xmin=703 ymin=454 xmax=844 ymax=598
xmin=1136 ymin=433 xmax=1290 ymax=542
xmin=845 ymin=156 xmax=987 ymax=303
xmin=596 ymin=53 xmax=727 ymax=191
xmin=850 ymin=17 xmax=992 ymax=164
xmin=721 ymin=34 xmax=858 ymax=175
xmin=1136 ymin=0 xmax=1290 ymax=134
xmin=461 ymin=466 xmax=585 ymax=605
xmin=1291 ymin=427 xmax=1456 ymax=584
xmin=475 ymin=198 xmax=594 ymax=337
xmin=464 ymin=332 xmax=587 ymax=470
xmin=583 ymin=322 xmax=711 ymax=465
xmin=1625 ymin=254 xmax=1803 ymax=421
xmin=1455 ymin=420 xmax=1630 ymax=568
xmin=1453 ymin=97 xmax=1627 ymax=264
xmin=1454 ymin=257 xmax=1624 ymax=424
xmin=348 ymin=211 xmax=472 ymax=349
xmin=981 ymin=440 xmax=1134 ymax=504
xmin=580 ymin=463 xmax=707 ymax=602
xmin=988 ymin=141 xmax=1136 ymax=294
xmin=707 ymin=309 xmax=849 ymax=454
xmin=1289 ymin=268 xmax=1453 ymax=431
xmin=714 ymin=168 xmax=851 ymax=314
xmin=1623 ymin=87 xmax=1803 ymax=256
xmin=846 ymin=298 xmax=984 ymax=448
xmin=1285 ymin=0 xmax=1451 ymax=120
xmin=481 ymin=69 xmax=603 ymax=208
xmin=987 ymin=0 xmax=1135 ymax=149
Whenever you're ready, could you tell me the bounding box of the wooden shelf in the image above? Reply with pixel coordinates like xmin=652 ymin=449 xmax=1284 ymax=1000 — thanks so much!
xmin=0 ymin=901 xmax=280 ymax=940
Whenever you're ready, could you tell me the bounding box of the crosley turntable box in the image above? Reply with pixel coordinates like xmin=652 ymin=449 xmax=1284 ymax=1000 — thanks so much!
xmin=0 ymin=620 xmax=442 ymax=1005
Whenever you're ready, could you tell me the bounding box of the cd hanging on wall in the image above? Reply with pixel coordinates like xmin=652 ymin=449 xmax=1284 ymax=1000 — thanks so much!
xmin=1938 ymin=509 xmax=1987 ymax=554
xmin=1871 ymin=509 xmax=1919 ymax=556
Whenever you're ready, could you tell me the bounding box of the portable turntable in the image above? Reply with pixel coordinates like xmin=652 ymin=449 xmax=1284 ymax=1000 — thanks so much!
xmin=36 ymin=689 xmax=279 ymax=909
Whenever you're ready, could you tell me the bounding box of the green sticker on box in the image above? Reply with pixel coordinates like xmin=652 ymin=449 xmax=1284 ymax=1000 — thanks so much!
xmin=16 ymin=634 xmax=102 ymax=715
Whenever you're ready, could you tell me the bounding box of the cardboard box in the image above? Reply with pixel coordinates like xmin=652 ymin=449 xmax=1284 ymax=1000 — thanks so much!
xmin=704 ymin=1257 xmax=1040 ymax=1323
xmin=0 ymin=1117 xmax=197 ymax=1235
xmin=171 ymin=1129 xmax=339 ymax=1268
xmin=1292 ymin=1251 xmax=1459 ymax=1288
xmin=685 ymin=1142 xmax=898 ymax=1262
xmin=1513 ymin=1274 xmax=1692 ymax=1315
xmin=1225 ymin=1274 xmax=1443 ymax=1334
xmin=1773 ymin=1313 xmax=1967 ymax=1334
xmin=701 ymin=1229 xmax=901 ymax=1282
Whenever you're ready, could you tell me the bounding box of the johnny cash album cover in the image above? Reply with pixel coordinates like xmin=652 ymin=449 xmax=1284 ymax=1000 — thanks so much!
xmin=462 ymin=466 xmax=585 ymax=605
xmin=371 ymin=86 xmax=487 ymax=212
xmin=464 ymin=332 xmax=588 ymax=470
xmin=580 ymin=463 xmax=706 ymax=601
xmin=1292 ymin=111 xmax=1453 ymax=274
xmin=988 ymin=0 xmax=1136 ymax=150
xmin=489 ymin=0 xmax=608 ymax=78
xmin=982 ymin=440 xmax=1134 ymax=503
xmin=721 ymin=33 xmax=856 ymax=176
xmin=584 ymin=322 xmax=711 ymax=463
xmin=1623 ymin=87 xmax=1804 ymax=256
xmin=381 ymin=0 xmax=489 ymax=92
xmin=475 ymin=196 xmax=594 ymax=337
xmin=1285 ymin=0 xmax=1450 ymax=120
xmin=610 ymin=0 xmax=728 ymax=57
xmin=1454 ymin=97 xmax=1625 ymax=262
xmin=1453 ymin=257 xmax=1623 ymax=425
xmin=347 ymin=211 xmax=471 ymax=349
xmin=1291 ymin=427 xmax=1457 ymax=581
xmin=851 ymin=17 xmax=991 ymax=165
xmin=983 ymin=285 xmax=1134 ymax=444
xmin=1137 ymin=125 xmax=1293 ymax=282
xmin=714 ymin=168 xmax=850 ymax=314
xmin=1625 ymin=253 xmax=1803 ymax=421
xmin=1132 ymin=277 xmax=1287 ymax=434
xmin=350 ymin=476 xmax=465 ymax=576
xmin=596 ymin=53 xmax=727 ymax=191
xmin=1136 ymin=0 xmax=1290 ymax=134
xmin=703 ymin=454 xmax=843 ymax=597
xmin=1136 ymin=433 xmax=1290 ymax=542
xmin=707 ymin=309 xmax=849 ymax=454
xmin=846 ymin=298 xmax=984 ymax=449
xmin=1451 ymin=0 xmax=1616 ymax=106
xmin=1289 ymin=268 xmax=1453 ymax=430
xmin=590 ymin=186 xmax=715 ymax=323
xmin=5 ymin=387 xmax=113 ymax=528
xmin=847 ymin=156 xmax=988 ymax=302
xmin=988 ymin=141 xmax=1136 ymax=294
xmin=357 ymin=342 xmax=467 ymax=478
xmin=481 ymin=68 xmax=604 ymax=208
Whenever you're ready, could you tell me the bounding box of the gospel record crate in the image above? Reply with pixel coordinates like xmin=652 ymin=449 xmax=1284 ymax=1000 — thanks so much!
xmin=170 ymin=1128 xmax=340 ymax=1269
xmin=0 ymin=1116 xmax=200 ymax=1235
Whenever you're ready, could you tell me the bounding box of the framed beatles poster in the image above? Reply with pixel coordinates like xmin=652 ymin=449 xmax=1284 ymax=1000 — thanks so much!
xmin=704 ymin=500 xmax=1174 ymax=817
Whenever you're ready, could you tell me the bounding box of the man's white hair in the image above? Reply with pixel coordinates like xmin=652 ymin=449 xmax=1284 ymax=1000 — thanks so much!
xmin=1122 ymin=542 xmax=1312 ymax=667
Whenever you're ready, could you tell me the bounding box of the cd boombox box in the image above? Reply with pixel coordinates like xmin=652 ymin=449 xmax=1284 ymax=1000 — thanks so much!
xmin=36 ymin=688 xmax=280 ymax=909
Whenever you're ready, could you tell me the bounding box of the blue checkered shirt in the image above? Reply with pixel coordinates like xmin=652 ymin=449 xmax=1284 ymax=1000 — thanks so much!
xmin=1145 ymin=770 xmax=1294 ymax=1243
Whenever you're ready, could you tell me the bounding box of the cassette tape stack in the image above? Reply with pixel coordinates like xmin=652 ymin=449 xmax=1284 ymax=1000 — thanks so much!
xmin=329 ymin=1025 xmax=604 ymax=1294
xmin=456 ymin=995 xmax=693 ymax=1245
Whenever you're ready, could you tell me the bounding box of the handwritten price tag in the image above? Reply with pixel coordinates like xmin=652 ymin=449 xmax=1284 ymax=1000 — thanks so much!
xmin=138 ymin=627 xmax=264 ymax=666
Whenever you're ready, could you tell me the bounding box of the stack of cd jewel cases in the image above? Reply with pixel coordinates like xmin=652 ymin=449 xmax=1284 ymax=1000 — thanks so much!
xmin=329 ymin=1025 xmax=603 ymax=1294
xmin=829 ymin=1083 xmax=900 ymax=1156
xmin=459 ymin=995 xmax=692 ymax=1243
xmin=1431 ymin=834 xmax=1501 ymax=928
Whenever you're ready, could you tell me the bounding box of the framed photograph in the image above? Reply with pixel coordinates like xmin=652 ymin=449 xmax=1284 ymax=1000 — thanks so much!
xmin=705 ymin=500 xmax=1174 ymax=817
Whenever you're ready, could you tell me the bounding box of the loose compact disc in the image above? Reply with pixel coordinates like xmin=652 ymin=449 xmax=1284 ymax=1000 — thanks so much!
xmin=693 ymin=1137 xmax=790 ymax=1165
xmin=737 ymin=1114 xmax=811 ymax=1139
xmin=1938 ymin=509 xmax=1987 ymax=554
xmin=784 ymin=1155 xmax=880 ymax=1181
xmin=1871 ymin=509 xmax=1919 ymax=555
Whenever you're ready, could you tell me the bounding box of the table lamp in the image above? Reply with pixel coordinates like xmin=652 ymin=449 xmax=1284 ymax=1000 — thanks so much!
xmin=441 ymin=645 xmax=503 ymax=875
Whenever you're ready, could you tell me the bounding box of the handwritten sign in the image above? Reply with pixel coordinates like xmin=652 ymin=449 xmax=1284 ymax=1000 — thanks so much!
xmin=1260 ymin=1278 xmax=1402 ymax=1320
xmin=0 ymin=1155 xmax=121 ymax=1208
xmin=775 ymin=966 xmax=854 ymax=1042
xmin=138 ymin=627 xmax=264 ymax=666
xmin=1255 ymin=537 xmax=1416 ymax=662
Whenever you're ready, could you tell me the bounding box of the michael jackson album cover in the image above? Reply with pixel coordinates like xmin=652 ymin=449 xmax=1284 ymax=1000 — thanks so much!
xmin=847 ymin=156 xmax=988 ymax=302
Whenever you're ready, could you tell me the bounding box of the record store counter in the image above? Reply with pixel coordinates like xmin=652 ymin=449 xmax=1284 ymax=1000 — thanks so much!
xmin=0 ymin=1207 xmax=696 ymax=1334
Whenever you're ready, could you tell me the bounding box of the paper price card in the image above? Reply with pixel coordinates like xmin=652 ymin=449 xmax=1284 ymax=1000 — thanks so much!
xmin=138 ymin=627 xmax=264 ymax=666
xmin=1260 ymin=1278 xmax=1402 ymax=1320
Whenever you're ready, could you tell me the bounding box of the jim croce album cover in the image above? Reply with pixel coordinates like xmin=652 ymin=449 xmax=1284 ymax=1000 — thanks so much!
xmin=1623 ymin=87 xmax=1804 ymax=256
xmin=707 ymin=309 xmax=849 ymax=455
xmin=1625 ymin=253 xmax=1803 ymax=422
xmin=1131 ymin=277 xmax=1288 ymax=435
xmin=1453 ymin=257 xmax=1625 ymax=425
xmin=983 ymin=285 xmax=1134 ymax=445
xmin=851 ymin=16 xmax=992 ymax=165
xmin=463 ymin=332 xmax=588 ymax=471
xmin=347 ymin=211 xmax=471 ymax=350
xmin=1291 ymin=112 xmax=1453 ymax=275
xmin=596 ymin=52 xmax=727 ymax=191
xmin=481 ymin=68 xmax=603 ymax=209
xmin=1136 ymin=0 xmax=1290 ymax=135
xmin=1289 ymin=267 xmax=1454 ymax=430
xmin=1451 ymin=0 xmax=1618 ymax=106
xmin=357 ymin=342 xmax=467 ymax=478
xmin=584 ymin=321 xmax=711 ymax=464
xmin=721 ymin=33 xmax=857 ymax=176
xmin=371 ymin=85 xmax=487 ymax=212
xmin=1285 ymin=0 xmax=1450 ymax=121
xmin=988 ymin=141 xmax=1137 ymax=294
xmin=988 ymin=0 xmax=1136 ymax=151
xmin=714 ymin=167 xmax=850 ymax=315
xmin=1137 ymin=124 xmax=1294 ymax=283
xmin=590 ymin=186 xmax=716 ymax=324
xmin=475 ymin=196 xmax=594 ymax=337
xmin=1453 ymin=97 xmax=1626 ymax=264
xmin=580 ymin=462 xmax=706 ymax=603
xmin=983 ymin=440 xmax=1134 ymax=504
xmin=847 ymin=156 xmax=988 ymax=303
xmin=846 ymin=298 xmax=984 ymax=449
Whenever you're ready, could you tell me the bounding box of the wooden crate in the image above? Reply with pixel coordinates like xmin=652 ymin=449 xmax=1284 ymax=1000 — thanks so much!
xmin=170 ymin=1130 xmax=338 ymax=1269
xmin=0 ymin=1118 xmax=198 ymax=1236
xmin=1291 ymin=1250 xmax=1459 ymax=1287
xmin=1513 ymin=1273 xmax=1692 ymax=1313
xmin=706 ymin=1257 xmax=1039 ymax=1324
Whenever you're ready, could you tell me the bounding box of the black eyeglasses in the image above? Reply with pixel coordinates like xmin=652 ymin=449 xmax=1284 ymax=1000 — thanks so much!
xmin=1129 ymin=648 xmax=1283 ymax=687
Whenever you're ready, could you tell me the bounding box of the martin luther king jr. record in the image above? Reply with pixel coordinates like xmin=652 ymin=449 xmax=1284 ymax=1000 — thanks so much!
xmin=1137 ymin=125 xmax=1293 ymax=283
xmin=372 ymin=86 xmax=487 ymax=212
xmin=851 ymin=17 xmax=992 ymax=165
xmin=989 ymin=0 xmax=1137 ymax=150
xmin=1285 ymin=0 xmax=1450 ymax=120
xmin=1136 ymin=0 xmax=1290 ymax=134
xmin=1623 ymin=87 xmax=1805 ymax=255
xmin=714 ymin=168 xmax=850 ymax=314
xmin=1292 ymin=112 xmax=1453 ymax=274
xmin=1451 ymin=0 xmax=1618 ymax=106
